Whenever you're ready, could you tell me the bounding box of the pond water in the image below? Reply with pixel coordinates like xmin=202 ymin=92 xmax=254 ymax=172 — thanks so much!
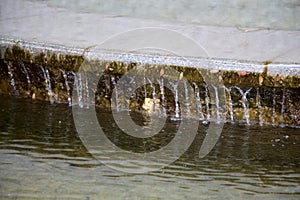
xmin=0 ymin=95 xmax=299 ymax=199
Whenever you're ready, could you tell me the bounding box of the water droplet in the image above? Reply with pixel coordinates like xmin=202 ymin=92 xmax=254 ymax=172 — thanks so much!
xmin=202 ymin=120 xmax=209 ymax=125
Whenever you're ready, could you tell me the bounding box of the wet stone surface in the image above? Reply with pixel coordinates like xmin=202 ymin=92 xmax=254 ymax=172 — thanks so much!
xmin=0 ymin=44 xmax=299 ymax=126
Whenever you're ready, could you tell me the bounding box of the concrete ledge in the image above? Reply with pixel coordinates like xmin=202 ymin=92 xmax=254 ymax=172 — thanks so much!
xmin=1 ymin=0 xmax=300 ymax=63
xmin=1 ymin=38 xmax=300 ymax=77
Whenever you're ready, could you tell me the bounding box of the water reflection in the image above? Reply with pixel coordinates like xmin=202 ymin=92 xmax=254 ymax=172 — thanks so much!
xmin=0 ymin=95 xmax=299 ymax=199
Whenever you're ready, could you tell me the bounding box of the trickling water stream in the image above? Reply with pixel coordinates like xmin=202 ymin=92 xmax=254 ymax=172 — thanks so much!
xmin=6 ymin=61 xmax=17 ymax=95
xmin=212 ymin=85 xmax=220 ymax=121
xmin=20 ymin=62 xmax=31 ymax=85
xmin=235 ymin=87 xmax=252 ymax=125
xmin=111 ymin=75 xmax=120 ymax=111
xmin=40 ymin=65 xmax=54 ymax=104
xmin=183 ymin=80 xmax=190 ymax=116
xmin=147 ymin=78 xmax=159 ymax=112
xmin=256 ymin=87 xmax=263 ymax=126
xmin=280 ymin=88 xmax=286 ymax=126
xmin=224 ymin=86 xmax=234 ymax=122
xmin=272 ymin=88 xmax=277 ymax=125
xmin=0 ymin=54 xmax=299 ymax=127
xmin=193 ymin=82 xmax=204 ymax=120
xmin=157 ymin=78 xmax=167 ymax=116
xmin=204 ymin=84 xmax=211 ymax=120
xmin=170 ymin=81 xmax=180 ymax=119
xmin=60 ymin=69 xmax=72 ymax=106
xmin=72 ymin=71 xmax=83 ymax=108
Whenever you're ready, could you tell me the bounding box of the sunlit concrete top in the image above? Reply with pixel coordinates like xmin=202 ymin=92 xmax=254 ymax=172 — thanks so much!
xmin=0 ymin=0 xmax=299 ymax=63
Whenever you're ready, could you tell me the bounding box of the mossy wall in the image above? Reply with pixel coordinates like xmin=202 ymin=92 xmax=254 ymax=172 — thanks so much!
xmin=0 ymin=44 xmax=299 ymax=126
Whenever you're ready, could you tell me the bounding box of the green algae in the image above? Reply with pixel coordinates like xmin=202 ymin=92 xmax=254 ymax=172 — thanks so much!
xmin=1 ymin=44 xmax=83 ymax=101
xmin=4 ymin=45 xmax=32 ymax=64
xmin=0 ymin=44 xmax=299 ymax=126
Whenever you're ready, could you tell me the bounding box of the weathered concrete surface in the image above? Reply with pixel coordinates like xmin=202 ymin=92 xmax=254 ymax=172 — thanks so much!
xmin=32 ymin=0 xmax=300 ymax=30
xmin=0 ymin=0 xmax=299 ymax=63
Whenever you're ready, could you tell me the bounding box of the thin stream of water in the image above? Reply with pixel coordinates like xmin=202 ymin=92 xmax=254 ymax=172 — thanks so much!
xmin=40 ymin=65 xmax=54 ymax=104
xmin=3 ymin=62 xmax=296 ymax=126
xmin=193 ymin=83 xmax=204 ymax=120
xmin=256 ymin=88 xmax=263 ymax=126
xmin=224 ymin=86 xmax=234 ymax=122
xmin=60 ymin=69 xmax=72 ymax=106
xmin=170 ymin=81 xmax=180 ymax=118
xmin=235 ymin=87 xmax=252 ymax=125
xmin=6 ymin=61 xmax=17 ymax=94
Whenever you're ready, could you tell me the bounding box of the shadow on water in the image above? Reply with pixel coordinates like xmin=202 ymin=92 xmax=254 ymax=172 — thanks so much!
xmin=0 ymin=95 xmax=96 ymax=168
xmin=0 ymin=95 xmax=299 ymax=199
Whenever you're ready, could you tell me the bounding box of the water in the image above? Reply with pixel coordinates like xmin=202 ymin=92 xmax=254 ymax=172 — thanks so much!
xmin=1 ymin=95 xmax=299 ymax=199
xmin=193 ymin=83 xmax=204 ymax=120
xmin=256 ymin=88 xmax=263 ymax=126
xmin=20 ymin=62 xmax=31 ymax=86
xmin=40 ymin=66 xmax=54 ymax=104
xmin=2 ymin=57 xmax=298 ymax=126
xmin=157 ymin=78 xmax=167 ymax=116
xmin=212 ymin=85 xmax=220 ymax=121
xmin=111 ymin=75 xmax=120 ymax=112
xmin=147 ymin=78 xmax=158 ymax=112
xmin=272 ymin=88 xmax=277 ymax=125
xmin=280 ymin=88 xmax=286 ymax=126
xmin=182 ymin=80 xmax=191 ymax=117
xmin=224 ymin=86 xmax=234 ymax=122
xmin=204 ymin=84 xmax=210 ymax=120
xmin=72 ymin=71 xmax=83 ymax=108
xmin=235 ymin=87 xmax=252 ymax=125
xmin=170 ymin=81 xmax=180 ymax=118
xmin=60 ymin=69 xmax=72 ymax=106
xmin=84 ymin=72 xmax=90 ymax=108
xmin=6 ymin=61 xmax=17 ymax=95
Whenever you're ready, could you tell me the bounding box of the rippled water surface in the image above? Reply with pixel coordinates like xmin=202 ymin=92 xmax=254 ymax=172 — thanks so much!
xmin=0 ymin=95 xmax=299 ymax=199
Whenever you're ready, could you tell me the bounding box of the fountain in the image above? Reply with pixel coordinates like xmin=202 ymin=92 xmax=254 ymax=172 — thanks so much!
xmin=0 ymin=42 xmax=299 ymax=127
xmin=0 ymin=2 xmax=300 ymax=199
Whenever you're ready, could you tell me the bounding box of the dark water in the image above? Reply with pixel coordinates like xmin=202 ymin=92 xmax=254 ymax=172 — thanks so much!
xmin=0 ymin=95 xmax=299 ymax=199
